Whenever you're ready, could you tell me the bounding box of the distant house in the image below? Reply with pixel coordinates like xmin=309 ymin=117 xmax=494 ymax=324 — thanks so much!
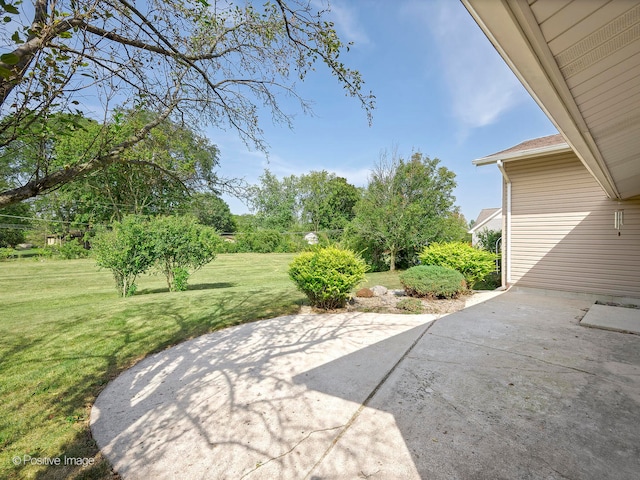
xmin=468 ymin=208 xmax=502 ymax=247
xmin=304 ymin=232 xmax=319 ymax=245
xmin=46 ymin=235 xmax=62 ymax=246
xmin=45 ymin=231 xmax=85 ymax=247
xmin=464 ymin=0 xmax=640 ymax=299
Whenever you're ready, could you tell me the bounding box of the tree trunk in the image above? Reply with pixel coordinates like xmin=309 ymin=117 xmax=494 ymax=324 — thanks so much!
xmin=389 ymin=249 xmax=396 ymax=271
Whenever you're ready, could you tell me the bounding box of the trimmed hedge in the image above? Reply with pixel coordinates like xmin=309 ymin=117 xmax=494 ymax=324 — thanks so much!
xmin=418 ymin=242 xmax=497 ymax=289
xmin=399 ymin=265 xmax=466 ymax=299
xmin=288 ymin=246 xmax=367 ymax=309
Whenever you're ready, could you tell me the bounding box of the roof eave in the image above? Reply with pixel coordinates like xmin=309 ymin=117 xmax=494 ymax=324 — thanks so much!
xmin=468 ymin=208 xmax=502 ymax=233
xmin=461 ymin=0 xmax=621 ymax=199
xmin=473 ymin=143 xmax=572 ymax=166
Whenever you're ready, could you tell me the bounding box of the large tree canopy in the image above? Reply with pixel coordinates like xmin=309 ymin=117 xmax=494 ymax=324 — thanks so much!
xmin=31 ymin=110 xmax=224 ymax=228
xmin=247 ymin=169 xmax=298 ymax=231
xmin=297 ymin=170 xmax=360 ymax=232
xmin=0 ymin=0 xmax=374 ymax=207
xmin=346 ymin=151 xmax=464 ymax=271
xmin=247 ymin=168 xmax=360 ymax=233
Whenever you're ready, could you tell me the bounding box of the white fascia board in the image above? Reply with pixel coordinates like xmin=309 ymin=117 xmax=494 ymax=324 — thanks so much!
xmin=468 ymin=208 xmax=502 ymax=234
xmin=472 ymin=143 xmax=572 ymax=166
xmin=461 ymin=0 xmax=620 ymax=199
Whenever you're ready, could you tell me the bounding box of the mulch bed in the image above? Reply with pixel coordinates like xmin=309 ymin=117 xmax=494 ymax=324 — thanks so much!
xmin=299 ymin=289 xmax=469 ymax=315
xmin=345 ymin=292 xmax=468 ymax=315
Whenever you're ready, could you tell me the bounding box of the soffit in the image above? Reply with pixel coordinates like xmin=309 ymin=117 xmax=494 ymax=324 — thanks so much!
xmin=462 ymin=0 xmax=640 ymax=199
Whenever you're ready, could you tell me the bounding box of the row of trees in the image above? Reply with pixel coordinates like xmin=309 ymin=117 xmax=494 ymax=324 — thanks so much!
xmin=1 ymin=146 xmax=472 ymax=271
xmin=246 ymin=151 xmax=470 ymax=270
xmin=248 ymin=170 xmax=360 ymax=233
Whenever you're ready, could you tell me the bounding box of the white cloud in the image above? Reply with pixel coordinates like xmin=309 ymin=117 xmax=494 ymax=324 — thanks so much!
xmin=330 ymin=166 xmax=371 ymax=187
xmin=403 ymin=0 xmax=528 ymax=130
xmin=313 ymin=0 xmax=371 ymax=46
xmin=254 ymin=157 xmax=371 ymax=189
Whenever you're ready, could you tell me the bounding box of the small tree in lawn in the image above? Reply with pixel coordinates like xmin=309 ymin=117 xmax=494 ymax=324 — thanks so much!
xmin=346 ymin=150 xmax=459 ymax=271
xmin=92 ymin=216 xmax=155 ymax=297
xmin=149 ymin=216 xmax=222 ymax=291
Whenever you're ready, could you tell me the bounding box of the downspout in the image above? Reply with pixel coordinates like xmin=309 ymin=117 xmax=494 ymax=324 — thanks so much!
xmin=496 ymin=160 xmax=511 ymax=286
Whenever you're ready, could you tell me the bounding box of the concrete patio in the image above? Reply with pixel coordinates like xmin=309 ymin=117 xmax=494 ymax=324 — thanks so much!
xmin=91 ymin=290 xmax=640 ymax=479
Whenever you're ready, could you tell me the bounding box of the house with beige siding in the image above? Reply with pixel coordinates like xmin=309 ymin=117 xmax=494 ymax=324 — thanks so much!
xmin=462 ymin=0 xmax=640 ymax=300
xmin=474 ymin=134 xmax=640 ymax=298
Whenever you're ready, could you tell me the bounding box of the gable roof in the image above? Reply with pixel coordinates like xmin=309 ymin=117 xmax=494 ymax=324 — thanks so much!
xmin=469 ymin=207 xmax=502 ymax=234
xmin=462 ymin=0 xmax=640 ymax=200
xmin=473 ymin=134 xmax=571 ymax=166
xmin=490 ymin=134 xmax=565 ymax=157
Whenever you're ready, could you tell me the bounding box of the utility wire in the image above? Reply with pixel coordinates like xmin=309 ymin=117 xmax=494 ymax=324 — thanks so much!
xmin=0 ymin=214 xmax=346 ymax=236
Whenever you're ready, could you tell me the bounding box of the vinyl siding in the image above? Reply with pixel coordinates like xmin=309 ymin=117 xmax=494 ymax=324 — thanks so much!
xmin=505 ymin=152 xmax=640 ymax=297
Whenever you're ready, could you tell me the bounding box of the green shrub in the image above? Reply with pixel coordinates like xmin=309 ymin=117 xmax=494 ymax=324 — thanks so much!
xmin=234 ymin=229 xmax=284 ymax=253
xmin=399 ymin=265 xmax=466 ymax=299
xmin=227 ymin=229 xmax=326 ymax=254
xmin=56 ymin=240 xmax=90 ymax=259
xmin=419 ymin=242 xmax=497 ymax=288
xmin=396 ymin=297 xmax=424 ymax=313
xmin=172 ymin=267 xmax=190 ymax=292
xmin=39 ymin=246 xmax=57 ymax=259
xmin=288 ymin=246 xmax=368 ymax=309
xmin=0 ymin=247 xmax=16 ymax=260
xmin=92 ymin=216 xmax=156 ymax=297
xmin=148 ymin=215 xmax=222 ymax=292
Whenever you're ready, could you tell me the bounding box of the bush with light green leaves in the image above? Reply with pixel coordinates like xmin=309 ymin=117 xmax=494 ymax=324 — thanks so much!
xmin=419 ymin=242 xmax=497 ymax=289
xmin=93 ymin=215 xmax=222 ymax=296
xmin=288 ymin=246 xmax=367 ymax=309
xmin=92 ymin=215 xmax=156 ymax=297
xmin=148 ymin=215 xmax=222 ymax=292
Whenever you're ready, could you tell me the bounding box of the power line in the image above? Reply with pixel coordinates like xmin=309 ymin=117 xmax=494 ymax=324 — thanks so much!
xmin=0 ymin=224 xmax=32 ymax=229
xmin=0 ymin=214 xmax=104 ymax=227
xmin=0 ymin=214 xmax=346 ymax=235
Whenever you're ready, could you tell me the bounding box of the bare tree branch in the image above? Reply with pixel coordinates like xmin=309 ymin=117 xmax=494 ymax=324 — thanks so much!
xmin=0 ymin=0 xmax=374 ymax=207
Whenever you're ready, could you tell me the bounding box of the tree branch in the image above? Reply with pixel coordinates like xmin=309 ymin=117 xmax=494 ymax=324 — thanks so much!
xmin=0 ymin=85 xmax=182 ymax=208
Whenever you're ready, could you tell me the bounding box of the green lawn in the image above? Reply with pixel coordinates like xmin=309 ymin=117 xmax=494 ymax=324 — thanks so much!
xmin=360 ymin=269 xmax=404 ymax=290
xmin=0 ymin=254 xmax=309 ymax=479
xmin=0 ymin=254 xmax=402 ymax=479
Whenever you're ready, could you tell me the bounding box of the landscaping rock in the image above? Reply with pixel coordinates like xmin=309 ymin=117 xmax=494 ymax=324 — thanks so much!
xmin=355 ymin=287 xmax=374 ymax=298
xmin=370 ymin=285 xmax=388 ymax=296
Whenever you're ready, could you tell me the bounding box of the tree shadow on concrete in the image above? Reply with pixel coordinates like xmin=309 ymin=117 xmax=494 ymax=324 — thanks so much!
xmin=87 ymin=312 xmax=432 ymax=479
xmin=8 ymin=288 xmax=299 ymax=480
xmin=40 ymin=293 xmax=640 ymax=480
xmin=294 ymin=293 xmax=640 ymax=479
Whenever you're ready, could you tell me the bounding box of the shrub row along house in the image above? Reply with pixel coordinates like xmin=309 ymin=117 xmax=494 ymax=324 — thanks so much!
xmin=463 ymin=0 xmax=640 ymax=300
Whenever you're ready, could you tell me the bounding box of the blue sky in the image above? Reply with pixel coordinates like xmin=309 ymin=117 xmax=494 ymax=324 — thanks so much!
xmin=211 ymin=0 xmax=559 ymax=224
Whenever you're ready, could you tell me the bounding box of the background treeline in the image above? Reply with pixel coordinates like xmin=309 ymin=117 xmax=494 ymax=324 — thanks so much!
xmin=1 ymin=112 xmax=475 ymax=271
